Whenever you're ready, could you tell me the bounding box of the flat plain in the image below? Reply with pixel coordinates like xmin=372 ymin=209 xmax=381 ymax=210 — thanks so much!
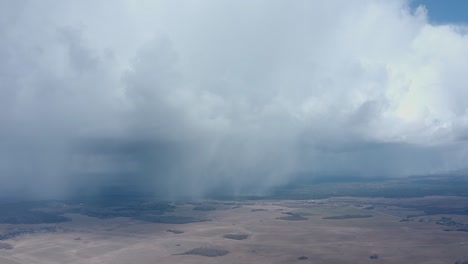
xmin=1 ymin=196 xmax=468 ymax=264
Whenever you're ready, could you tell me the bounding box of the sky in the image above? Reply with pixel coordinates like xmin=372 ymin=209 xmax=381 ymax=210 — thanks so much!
xmin=411 ymin=0 xmax=468 ymax=25
xmin=1 ymin=0 xmax=468 ymax=199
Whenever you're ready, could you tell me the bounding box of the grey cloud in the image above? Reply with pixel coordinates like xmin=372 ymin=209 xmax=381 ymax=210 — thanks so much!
xmin=1 ymin=0 xmax=468 ymax=199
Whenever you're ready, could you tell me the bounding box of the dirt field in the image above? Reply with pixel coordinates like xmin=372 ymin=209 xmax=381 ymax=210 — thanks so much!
xmin=0 ymin=198 xmax=467 ymax=264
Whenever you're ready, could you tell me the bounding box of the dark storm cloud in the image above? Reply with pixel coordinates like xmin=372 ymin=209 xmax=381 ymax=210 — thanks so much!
xmin=1 ymin=0 xmax=468 ymax=199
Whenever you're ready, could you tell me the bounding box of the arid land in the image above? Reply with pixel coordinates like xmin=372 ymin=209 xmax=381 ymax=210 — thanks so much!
xmin=1 ymin=195 xmax=468 ymax=264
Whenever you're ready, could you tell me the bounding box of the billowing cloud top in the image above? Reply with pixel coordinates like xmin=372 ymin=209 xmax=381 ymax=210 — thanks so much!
xmin=1 ymin=0 xmax=468 ymax=199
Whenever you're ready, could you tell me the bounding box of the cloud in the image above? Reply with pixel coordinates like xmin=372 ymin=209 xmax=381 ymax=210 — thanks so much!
xmin=1 ymin=0 xmax=468 ymax=199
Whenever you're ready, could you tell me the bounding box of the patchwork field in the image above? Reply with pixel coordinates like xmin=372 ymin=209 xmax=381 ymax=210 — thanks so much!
xmin=0 ymin=197 xmax=467 ymax=264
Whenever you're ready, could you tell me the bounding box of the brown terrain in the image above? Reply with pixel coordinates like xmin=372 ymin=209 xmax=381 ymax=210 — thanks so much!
xmin=0 ymin=197 xmax=467 ymax=264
